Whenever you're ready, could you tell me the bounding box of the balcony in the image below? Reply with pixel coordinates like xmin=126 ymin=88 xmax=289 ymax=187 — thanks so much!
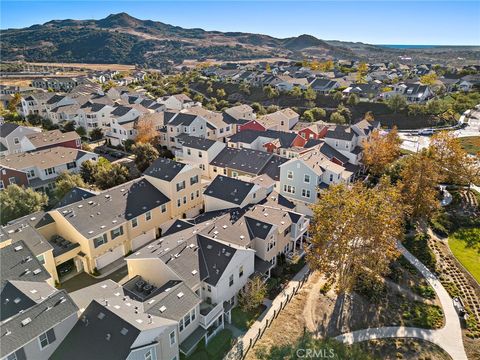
xmin=199 ymin=301 xmax=223 ymax=329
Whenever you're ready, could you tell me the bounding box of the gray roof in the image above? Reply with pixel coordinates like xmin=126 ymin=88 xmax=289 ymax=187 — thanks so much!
xmin=55 ymin=178 xmax=170 ymax=238
xmin=197 ymin=235 xmax=237 ymax=286
xmin=0 ymin=241 xmax=78 ymax=358
xmin=0 ymin=123 xmax=19 ymax=138
xmin=111 ymin=105 xmax=132 ymax=117
xmin=53 ymin=187 xmax=98 ymax=208
xmin=245 ymin=217 xmax=273 ymax=240
xmin=167 ymin=113 xmax=198 ymax=126
xmin=51 ymin=300 xmax=140 ymax=360
xmin=210 ymin=148 xmax=274 ymax=175
xmin=162 ymin=219 xmax=194 ymax=237
xmin=143 ymin=157 xmax=186 ymax=182
xmin=326 ymin=126 xmax=355 ymax=141
xmin=204 ymin=175 xmax=254 ymax=206
xmin=177 ymin=133 xmax=217 ymax=151
xmin=229 ymin=129 xmax=298 ymax=148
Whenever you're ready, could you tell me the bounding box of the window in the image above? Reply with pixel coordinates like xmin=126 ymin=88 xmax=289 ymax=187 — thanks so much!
xmin=283 ymin=184 xmax=295 ymax=194
xmin=169 ymin=331 xmax=176 ymax=346
xmin=76 ymin=139 xmax=81 ymax=147
xmin=13 ymin=137 xmax=20 ymax=145
xmin=184 ymin=312 xmax=191 ymax=327
xmin=183 ymin=196 xmax=187 ymax=205
xmin=179 ymin=318 xmax=184 ymax=332
xmin=177 ymin=199 xmax=181 ymax=207
xmin=304 ymin=174 xmax=310 ymax=183
xmin=93 ymin=234 xmax=107 ymax=248
xmin=239 ymin=266 xmax=244 ymax=278
xmin=187 ymin=148 xmax=191 ymax=155
xmin=191 ymin=192 xmax=194 ymax=200
xmin=66 ymin=161 xmax=77 ymax=169
xmin=232 ymin=171 xmax=238 ymax=178
xmin=190 ymin=175 xmax=199 ymax=185
xmin=287 ymin=171 xmax=293 ymax=180
xmin=8 ymin=177 xmax=16 ymax=185
xmin=190 ymin=308 xmax=196 ymax=321
xmin=329 ymin=174 xmax=334 ymax=182
xmin=0 ymin=181 xmax=3 ymax=190
xmin=207 ymin=284 xmax=211 ymax=292
xmin=198 ymin=151 xmax=203 ymax=158
xmin=144 ymin=350 xmax=153 ymax=360
xmin=196 ymin=190 xmax=200 ymax=198
xmin=213 ymin=167 xmax=217 ymax=173
xmin=176 ymin=181 xmax=185 ymax=191
xmin=160 ymin=204 xmax=167 ymax=213
xmin=7 ymin=352 xmax=17 ymax=360
xmin=145 ymin=211 xmax=151 ymax=221
xmin=110 ymin=226 xmax=124 ymax=240
xmin=132 ymin=218 xmax=138 ymax=228
xmin=302 ymin=189 xmax=311 ymax=198
xmin=38 ymin=329 xmax=55 ymax=349
xmin=27 ymin=169 xmax=35 ymax=178
xmin=44 ymin=167 xmax=55 ymax=176
xmin=229 ymin=274 xmax=234 ymax=287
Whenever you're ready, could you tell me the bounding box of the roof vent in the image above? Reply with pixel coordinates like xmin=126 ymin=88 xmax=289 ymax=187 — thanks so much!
xmin=192 ymin=270 xmax=198 ymax=275
xmin=159 ymin=306 xmax=167 ymax=313
xmin=97 ymin=312 xmax=106 ymax=320
xmin=33 ymin=268 xmax=42 ymax=275
xmin=14 ymin=245 xmax=23 ymax=252
xmin=106 ymin=333 xmax=111 ymax=341
xmin=120 ymin=328 xmax=129 ymax=336
xmin=177 ymin=292 xmax=184 ymax=299
xmin=21 ymin=318 xmax=32 ymax=326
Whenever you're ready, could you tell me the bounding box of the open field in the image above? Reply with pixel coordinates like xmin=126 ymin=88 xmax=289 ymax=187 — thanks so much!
xmin=458 ymin=136 xmax=480 ymax=155
xmin=12 ymin=62 xmax=136 ymax=71
xmin=448 ymin=228 xmax=480 ymax=283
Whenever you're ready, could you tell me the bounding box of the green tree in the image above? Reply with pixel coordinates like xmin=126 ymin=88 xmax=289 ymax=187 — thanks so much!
xmin=263 ymin=86 xmax=279 ymax=99
xmin=63 ymin=121 xmax=76 ymax=132
xmin=237 ymin=276 xmax=267 ymax=313
xmin=0 ymin=185 xmax=48 ymax=225
xmin=289 ymin=86 xmax=302 ymax=98
xmin=239 ymin=82 xmax=250 ymax=95
xmin=266 ymin=105 xmax=280 ymax=114
xmin=333 ymin=91 xmax=343 ymax=103
xmin=387 ymin=94 xmax=407 ymax=113
xmin=303 ymin=87 xmax=317 ymax=101
xmin=311 ymin=107 xmax=326 ymax=120
xmin=216 ymin=88 xmax=226 ymax=98
xmin=54 ymin=172 xmax=86 ymax=200
xmin=330 ymin=111 xmax=346 ymax=124
xmin=251 ymin=102 xmax=266 ymax=115
xmin=80 ymin=159 xmax=98 ymax=184
xmin=94 ymin=163 xmax=130 ymax=190
xmin=76 ymin=126 xmax=87 ymax=137
xmin=7 ymin=93 xmax=21 ymax=112
xmin=347 ymin=93 xmax=359 ymax=106
xmin=132 ymin=143 xmax=159 ymax=172
xmin=302 ymin=110 xmax=315 ymax=122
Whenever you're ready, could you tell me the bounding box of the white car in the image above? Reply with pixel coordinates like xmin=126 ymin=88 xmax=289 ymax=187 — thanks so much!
xmin=418 ymin=128 xmax=434 ymax=136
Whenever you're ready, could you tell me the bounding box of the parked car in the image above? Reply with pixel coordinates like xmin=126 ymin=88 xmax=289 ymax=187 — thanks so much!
xmin=418 ymin=128 xmax=434 ymax=136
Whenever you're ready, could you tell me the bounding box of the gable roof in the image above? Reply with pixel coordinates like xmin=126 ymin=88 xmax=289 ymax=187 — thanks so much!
xmin=24 ymin=130 xmax=80 ymax=149
xmin=143 ymin=157 xmax=186 ymax=182
xmin=0 ymin=123 xmax=19 ymax=138
xmin=204 ymin=175 xmax=255 ymax=206
xmin=229 ymin=129 xmax=298 ymax=148
xmin=177 ymin=134 xmax=217 ymax=151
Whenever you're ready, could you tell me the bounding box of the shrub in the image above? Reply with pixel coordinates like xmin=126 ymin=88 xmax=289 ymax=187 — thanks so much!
xmin=403 ymin=233 xmax=437 ymax=271
xmin=353 ymin=272 xmax=387 ymax=303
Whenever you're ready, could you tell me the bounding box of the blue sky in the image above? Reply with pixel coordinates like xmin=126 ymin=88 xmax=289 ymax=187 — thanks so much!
xmin=1 ymin=1 xmax=479 ymax=45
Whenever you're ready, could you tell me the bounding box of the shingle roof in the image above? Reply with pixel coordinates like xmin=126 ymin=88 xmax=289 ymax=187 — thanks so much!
xmin=204 ymin=175 xmax=254 ymax=206
xmin=55 ymin=178 xmax=170 ymax=238
xmin=143 ymin=157 xmax=186 ymax=182
xmin=197 ymin=235 xmax=237 ymax=286
xmin=167 ymin=113 xmax=198 ymax=126
xmin=326 ymin=125 xmax=355 ymax=141
xmin=229 ymin=129 xmax=298 ymax=148
xmin=0 ymin=123 xmax=19 ymax=138
xmin=177 ymin=134 xmax=217 ymax=151
xmin=245 ymin=217 xmax=273 ymax=240
xmin=210 ymin=148 xmax=272 ymax=175
xmin=53 ymin=187 xmax=98 ymax=209
xmin=25 ymin=130 xmax=80 ymax=149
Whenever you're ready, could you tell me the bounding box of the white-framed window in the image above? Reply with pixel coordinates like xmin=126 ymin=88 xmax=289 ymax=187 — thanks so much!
xmin=110 ymin=226 xmax=124 ymax=239
xmin=36 ymin=254 xmax=45 ymax=265
xmin=229 ymin=274 xmax=234 ymax=286
xmin=176 ymin=181 xmax=185 ymax=191
xmin=187 ymin=148 xmax=191 ymax=155
xmin=179 ymin=317 xmax=184 ymax=332
xmin=13 ymin=137 xmax=20 ymax=145
xmin=93 ymin=234 xmax=108 ymax=248
xmin=302 ymin=189 xmax=311 ymax=198
xmin=6 ymin=352 xmax=17 ymax=360
xmin=145 ymin=211 xmax=151 ymax=221
xmin=67 ymin=161 xmax=77 ymax=169
xmin=329 ymin=174 xmax=334 ymax=182
xmin=283 ymin=184 xmax=295 ymax=194
xmin=183 ymin=196 xmax=187 ymax=204
xmin=8 ymin=177 xmax=16 ymax=185
xmin=190 ymin=175 xmax=199 ymax=185
xmin=44 ymin=167 xmax=55 ymax=176
xmin=38 ymin=329 xmax=55 ymax=349
xmin=198 ymin=151 xmax=203 ymax=158
xmin=304 ymin=174 xmax=310 ymax=183
xmin=160 ymin=204 xmax=167 ymax=213
xmin=287 ymin=171 xmax=293 ymax=180
xmin=76 ymin=139 xmax=81 ymax=147
xmin=131 ymin=218 xmax=138 ymax=228
xmin=169 ymin=331 xmax=176 ymax=346
xmin=207 ymin=284 xmax=211 ymax=292
xmin=177 ymin=199 xmax=181 ymax=207
xmin=232 ymin=171 xmax=238 ymax=178
xmin=191 ymin=192 xmax=194 ymax=200
xmin=196 ymin=190 xmax=200 ymax=198
xmin=27 ymin=169 xmax=35 ymax=178
xmin=144 ymin=350 xmax=153 ymax=360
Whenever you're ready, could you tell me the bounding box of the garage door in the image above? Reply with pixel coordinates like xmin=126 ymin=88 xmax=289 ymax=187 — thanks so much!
xmin=132 ymin=229 xmax=156 ymax=251
xmin=95 ymin=246 xmax=125 ymax=270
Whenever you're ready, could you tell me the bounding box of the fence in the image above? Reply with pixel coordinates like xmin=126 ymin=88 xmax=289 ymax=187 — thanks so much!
xmin=224 ymin=269 xmax=311 ymax=360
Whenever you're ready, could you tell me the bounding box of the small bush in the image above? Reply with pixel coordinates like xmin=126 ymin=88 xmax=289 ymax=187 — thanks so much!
xmin=354 ymin=272 xmax=387 ymax=303
xmin=403 ymin=233 xmax=437 ymax=271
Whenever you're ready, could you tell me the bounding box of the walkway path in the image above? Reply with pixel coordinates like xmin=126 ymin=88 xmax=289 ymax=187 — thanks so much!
xmin=335 ymin=241 xmax=468 ymax=360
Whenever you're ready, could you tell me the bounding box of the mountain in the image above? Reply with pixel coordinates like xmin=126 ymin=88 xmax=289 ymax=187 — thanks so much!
xmin=1 ymin=13 xmax=478 ymax=68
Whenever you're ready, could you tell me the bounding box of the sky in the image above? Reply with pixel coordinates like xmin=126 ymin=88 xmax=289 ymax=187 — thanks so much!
xmin=1 ymin=1 xmax=479 ymax=45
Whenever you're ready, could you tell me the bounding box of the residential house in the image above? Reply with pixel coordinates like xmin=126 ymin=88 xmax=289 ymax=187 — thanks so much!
xmin=227 ymin=129 xmax=306 ymax=155
xmin=158 ymin=94 xmax=196 ymax=110
xmin=0 ymin=165 xmax=29 ymax=189
xmin=256 ymin=108 xmax=299 ymax=131
xmin=309 ymin=78 xmax=339 ymax=94
xmin=0 ymin=124 xmax=41 ymax=155
xmin=20 ymin=130 xmax=81 ymax=153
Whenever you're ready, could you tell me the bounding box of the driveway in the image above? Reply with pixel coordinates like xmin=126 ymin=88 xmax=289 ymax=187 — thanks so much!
xmin=60 ymin=265 xmax=128 ymax=293
xmin=335 ymin=241 xmax=468 ymax=360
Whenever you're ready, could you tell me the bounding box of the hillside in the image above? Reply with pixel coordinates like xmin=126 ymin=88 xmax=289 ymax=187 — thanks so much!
xmin=1 ymin=13 xmax=479 ymax=68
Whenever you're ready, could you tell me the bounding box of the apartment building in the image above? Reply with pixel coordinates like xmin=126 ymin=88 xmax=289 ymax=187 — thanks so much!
xmin=0 ymin=123 xmax=41 ymax=156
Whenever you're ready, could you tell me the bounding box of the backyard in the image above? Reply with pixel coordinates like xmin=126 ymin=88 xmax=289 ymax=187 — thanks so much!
xmin=231 ymin=305 xmax=267 ymax=331
xmin=458 ymin=136 xmax=480 ymax=155
xmin=448 ymin=227 xmax=480 ymax=283
xmin=183 ymin=329 xmax=233 ymax=360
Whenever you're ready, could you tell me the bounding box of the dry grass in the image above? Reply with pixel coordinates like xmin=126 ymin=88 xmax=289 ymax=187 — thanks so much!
xmin=22 ymin=62 xmax=135 ymax=71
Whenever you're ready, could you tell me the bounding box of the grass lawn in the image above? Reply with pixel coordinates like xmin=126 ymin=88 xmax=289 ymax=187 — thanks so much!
xmin=448 ymin=227 xmax=480 ymax=283
xmin=231 ymin=305 xmax=266 ymax=331
xmin=458 ymin=136 xmax=480 ymax=155
xmin=184 ymin=329 xmax=233 ymax=360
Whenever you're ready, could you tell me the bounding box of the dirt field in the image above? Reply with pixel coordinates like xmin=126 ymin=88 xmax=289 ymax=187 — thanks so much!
xmin=19 ymin=62 xmax=136 ymax=71
xmin=181 ymin=57 xmax=292 ymax=68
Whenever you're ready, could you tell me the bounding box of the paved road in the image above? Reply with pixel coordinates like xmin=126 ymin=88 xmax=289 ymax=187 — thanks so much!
xmin=335 ymin=242 xmax=468 ymax=360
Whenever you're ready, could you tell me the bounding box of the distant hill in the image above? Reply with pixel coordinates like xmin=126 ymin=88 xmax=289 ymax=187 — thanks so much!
xmin=1 ymin=12 xmax=479 ymax=68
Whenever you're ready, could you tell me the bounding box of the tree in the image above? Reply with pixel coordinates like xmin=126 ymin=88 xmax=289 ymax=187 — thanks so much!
xmin=89 ymin=128 xmax=103 ymax=141
xmin=347 ymin=93 xmax=359 ymax=106
xmin=303 ymin=87 xmax=317 ymax=101
xmin=237 ymin=276 xmax=267 ymax=312
xmin=420 ymin=73 xmax=438 ymax=86
xmin=63 ymin=121 xmax=76 ymax=132
xmin=265 ymin=63 xmax=271 ymax=73
xmin=94 ymin=163 xmax=130 ymax=190
xmin=307 ymin=179 xmax=404 ymax=293
xmin=80 ymin=159 xmax=98 ymax=184
xmin=364 ymin=111 xmax=375 ymax=122
xmin=387 ymin=94 xmax=407 ymax=113
xmin=7 ymin=93 xmax=21 ymax=112
xmin=399 ymin=150 xmax=440 ymax=221
xmin=76 ymin=126 xmax=86 ymax=137
xmin=135 ymin=117 xmax=157 ymax=144
xmin=0 ymin=185 xmax=48 ymax=225
xmin=132 ymin=143 xmax=159 ymax=172
xmin=251 ymin=102 xmax=266 ymax=116
xmin=239 ymin=82 xmax=250 ymax=95
xmin=302 ymin=110 xmax=315 ymax=122
xmin=193 ymin=93 xmax=204 ymax=103
xmin=311 ymin=107 xmax=326 ymax=120
xmin=363 ymin=127 xmax=402 ymax=177
xmin=216 ymin=88 xmax=226 ymax=98
xmin=266 ymin=105 xmax=280 ymax=114
xmin=332 ymin=91 xmax=343 ymax=102
xmin=289 ymin=86 xmax=303 ymax=98
xmin=54 ymin=172 xmax=86 ymax=200
xmin=330 ymin=112 xmax=346 ymax=124
xmin=263 ymin=86 xmax=279 ymax=99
